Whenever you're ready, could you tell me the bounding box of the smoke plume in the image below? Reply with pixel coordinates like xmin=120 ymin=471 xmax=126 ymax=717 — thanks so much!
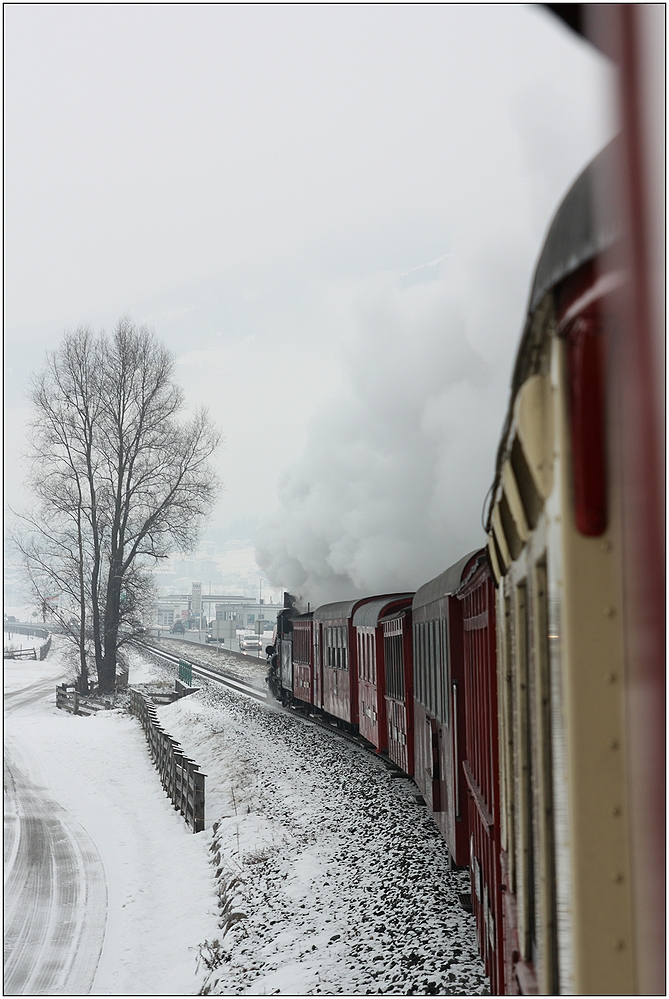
xmin=255 ymin=243 xmax=530 ymax=606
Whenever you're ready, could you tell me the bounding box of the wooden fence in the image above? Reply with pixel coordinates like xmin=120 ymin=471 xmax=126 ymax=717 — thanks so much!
xmin=129 ymin=688 xmax=206 ymax=833
xmin=4 ymin=625 xmax=52 ymax=661
xmin=5 ymin=647 xmax=38 ymax=660
xmin=55 ymin=684 xmax=113 ymax=716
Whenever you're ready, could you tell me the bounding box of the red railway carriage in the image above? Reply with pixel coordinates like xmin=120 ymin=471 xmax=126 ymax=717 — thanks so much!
xmin=412 ymin=550 xmax=478 ymax=868
xmin=456 ymin=553 xmax=503 ymax=996
xmin=312 ymin=600 xmax=357 ymax=723
xmin=313 ymin=596 xmax=412 ymax=726
xmin=380 ymin=605 xmax=415 ymax=775
xmin=352 ymin=594 xmax=414 ymax=757
xmin=291 ymin=613 xmax=314 ymax=705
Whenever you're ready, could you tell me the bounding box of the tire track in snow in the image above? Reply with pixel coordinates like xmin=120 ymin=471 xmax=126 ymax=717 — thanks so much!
xmin=4 ymin=673 xmax=108 ymax=996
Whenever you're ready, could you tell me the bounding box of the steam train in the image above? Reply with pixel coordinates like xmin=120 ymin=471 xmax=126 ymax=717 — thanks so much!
xmin=266 ymin=9 xmax=664 ymax=995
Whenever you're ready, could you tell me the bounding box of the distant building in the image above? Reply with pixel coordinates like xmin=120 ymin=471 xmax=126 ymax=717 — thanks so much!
xmin=154 ymin=599 xmax=189 ymax=628
xmin=214 ymin=599 xmax=278 ymax=632
xmin=151 ymin=591 xmax=278 ymax=632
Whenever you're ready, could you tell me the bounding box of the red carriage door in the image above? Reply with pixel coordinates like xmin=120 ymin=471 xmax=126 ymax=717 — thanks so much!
xmin=459 ymin=561 xmax=504 ymax=996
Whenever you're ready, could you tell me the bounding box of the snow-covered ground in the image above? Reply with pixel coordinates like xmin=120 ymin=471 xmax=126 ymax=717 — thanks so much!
xmin=4 ymin=637 xmax=487 ymax=996
xmin=4 ymin=644 xmax=218 ymax=995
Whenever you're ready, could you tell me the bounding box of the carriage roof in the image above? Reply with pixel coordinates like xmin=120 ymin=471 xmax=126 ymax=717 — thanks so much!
xmin=412 ymin=551 xmax=479 ymax=611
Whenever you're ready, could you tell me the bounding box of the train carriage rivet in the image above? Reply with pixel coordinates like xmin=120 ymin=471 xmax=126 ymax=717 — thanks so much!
xmin=614 ymin=940 xmax=625 ymax=952
xmin=609 ymin=739 xmax=620 ymax=750
xmin=606 ymin=672 xmax=618 ymax=683
xmin=604 ymin=605 xmax=616 ymax=617
xmin=611 ymin=806 xmax=622 ymax=817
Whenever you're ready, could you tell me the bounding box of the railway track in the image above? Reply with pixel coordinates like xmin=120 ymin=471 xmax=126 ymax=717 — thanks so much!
xmin=132 ymin=639 xmax=414 ymax=781
xmin=133 ymin=640 xmax=268 ymax=702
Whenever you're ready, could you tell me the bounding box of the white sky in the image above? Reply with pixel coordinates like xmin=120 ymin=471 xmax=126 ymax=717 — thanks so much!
xmin=4 ymin=5 xmax=616 ymax=595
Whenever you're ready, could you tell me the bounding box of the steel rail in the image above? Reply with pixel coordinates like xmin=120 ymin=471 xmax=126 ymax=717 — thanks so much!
xmin=133 ymin=640 xmax=268 ymax=702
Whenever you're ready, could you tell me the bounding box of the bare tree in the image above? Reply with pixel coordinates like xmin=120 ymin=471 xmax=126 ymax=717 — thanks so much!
xmin=16 ymin=317 xmax=221 ymax=693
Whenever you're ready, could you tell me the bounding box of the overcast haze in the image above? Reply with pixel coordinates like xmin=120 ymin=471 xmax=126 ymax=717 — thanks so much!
xmin=4 ymin=4 xmax=616 ymax=603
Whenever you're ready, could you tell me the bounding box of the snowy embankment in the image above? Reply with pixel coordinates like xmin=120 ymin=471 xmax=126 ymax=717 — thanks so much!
xmin=150 ymin=653 xmax=488 ymax=996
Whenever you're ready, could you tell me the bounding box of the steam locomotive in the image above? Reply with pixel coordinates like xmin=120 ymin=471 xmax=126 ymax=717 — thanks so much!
xmin=267 ymin=8 xmax=664 ymax=994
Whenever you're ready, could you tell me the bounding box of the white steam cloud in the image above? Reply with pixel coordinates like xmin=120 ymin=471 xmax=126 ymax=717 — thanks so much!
xmin=255 ymin=241 xmax=531 ymax=606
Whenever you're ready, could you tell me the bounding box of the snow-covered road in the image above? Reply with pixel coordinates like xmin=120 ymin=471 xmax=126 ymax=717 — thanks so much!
xmin=4 ymin=742 xmax=107 ymax=995
xmin=4 ymin=671 xmax=106 ymax=995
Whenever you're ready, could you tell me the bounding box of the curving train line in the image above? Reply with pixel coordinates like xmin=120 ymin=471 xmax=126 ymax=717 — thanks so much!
xmin=133 ymin=639 xmax=269 ymax=702
xmin=132 ymin=640 xmax=412 ymax=767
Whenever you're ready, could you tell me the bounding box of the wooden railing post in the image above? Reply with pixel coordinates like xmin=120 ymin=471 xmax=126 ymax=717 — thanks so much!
xmin=127 ymin=687 xmax=206 ymax=833
xmin=193 ymin=768 xmax=205 ymax=833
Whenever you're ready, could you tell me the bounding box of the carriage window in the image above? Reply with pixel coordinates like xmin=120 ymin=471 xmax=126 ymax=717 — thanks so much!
xmin=422 ymin=623 xmax=427 ymax=710
xmin=500 ymin=490 xmax=523 ymax=561
xmin=429 ymin=620 xmax=437 ymax=716
xmin=294 ymin=624 xmax=310 ymax=664
xmin=511 ymin=434 xmax=542 ymax=529
xmin=413 ymin=624 xmax=420 ymax=705
xmin=435 ymin=618 xmax=444 ymax=722
xmin=422 ymin=621 xmax=429 ymax=709
xmin=441 ymin=617 xmax=449 ymax=728
xmin=426 ymin=621 xmax=432 ymax=713
xmin=414 ymin=621 xmax=425 ymax=705
xmin=384 ymin=624 xmax=404 ymax=701
xmin=359 ymin=630 xmax=372 ymax=680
